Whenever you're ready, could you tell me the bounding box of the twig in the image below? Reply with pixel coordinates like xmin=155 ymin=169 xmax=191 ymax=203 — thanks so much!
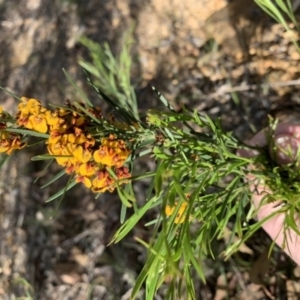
xmin=198 ymin=79 xmax=300 ymax=105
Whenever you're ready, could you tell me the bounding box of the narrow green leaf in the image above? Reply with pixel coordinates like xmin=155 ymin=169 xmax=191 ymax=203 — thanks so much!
xmin=31 ymin=154 xmax=69 ymax=161
xmin=120 ymin=203 xmax=127 ymax=224
xmin=131 ymin=234 xmax=165 ymax=299
xmin=41 ymin=169 xmax=66 ymax=189
xmin=46 ymin=180 xmax=77 ymax=202
xmin=26 ymin=138 xmax=47 ymax=148
xmin=0 ymin=118 xmax=16 ymax=123
xmin=121 ymin=187 xmax=136 ymax=202
xmin=144 ymin=219 xmax=159 ymax=227
xmin=34 ymin=159 xmax=54 ymax=183
xmin=72 ymin=102 xmax=101 ymax=124
xmin=111 ymin=194 xmax=161 ymax=244
xmin=116 ymin=185 xmax=132 ymax=207
xmin=154 ymin=161 xmax=164 ymax=193
xmin=0 ymin=86 xmax=21 ymax=100
xmin=5 ymin=128 xmax=49 ymax=138
xmin=152 ymin=87 xmax=175 ymax=111
xmin=63 ymin=69 xmax=93 ymax=107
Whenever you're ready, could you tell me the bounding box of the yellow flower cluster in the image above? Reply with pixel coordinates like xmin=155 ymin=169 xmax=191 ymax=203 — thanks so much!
xmin=0 ymin=106 xmax=26 ymax=154
xmin=17 ymin=98 xmax=50 ymax=133
xmin=15 ymin=97 xmax=131 ymax=193
xmin=165 ymin=201 xmax=189 ymax=224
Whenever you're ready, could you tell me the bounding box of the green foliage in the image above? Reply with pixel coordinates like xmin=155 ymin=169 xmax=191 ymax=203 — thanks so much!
xmin=255 ymin=0 xmax=300 ymax=51
xmin=13 ymin=277 xmax=34 ymax=300
xmin=79 ymin=31 xmax=139 ymax=120
xmin=114 ymin=100 xmax=300 ymax=299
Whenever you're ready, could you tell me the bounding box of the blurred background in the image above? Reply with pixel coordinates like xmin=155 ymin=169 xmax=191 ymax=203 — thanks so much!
xmin=1 ymin=0 xmax=300 ymax=299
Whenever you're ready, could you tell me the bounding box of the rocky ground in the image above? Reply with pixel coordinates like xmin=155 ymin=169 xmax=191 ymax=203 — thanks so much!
xmin=1 ymin=0 xmax=300 ymax=299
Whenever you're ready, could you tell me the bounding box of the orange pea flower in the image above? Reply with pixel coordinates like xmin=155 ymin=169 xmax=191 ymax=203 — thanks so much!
xmin=93 ymin=146 xmax=115 ymax=166
xmin=27 ymin=114 xmax=48 ymax=133
xmin=78 ymin=163 xmax=95 ymax=177
xmin=76 ymin=175 xmax=92 ymax=188
xmin=91 ymin=170 xmax=115 ymax=193
xmin=73 ymin=145 xmax=92 ymax=163
xmin=45 ymin=110 xmax=60 ymax=126
xmin=0 ymin=131 xmax=26 ymax=155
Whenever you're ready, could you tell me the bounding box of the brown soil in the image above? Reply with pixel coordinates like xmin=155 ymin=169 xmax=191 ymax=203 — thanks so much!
xmin=1 ymin=0 xmax=300 ymax=299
